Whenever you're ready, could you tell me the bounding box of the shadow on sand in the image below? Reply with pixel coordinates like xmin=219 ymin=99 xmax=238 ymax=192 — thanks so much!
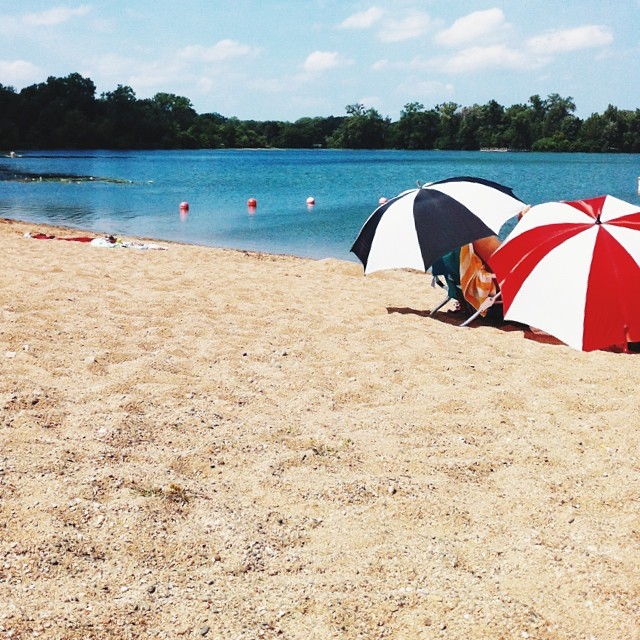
xmin=387 ymin=305 xmax=566 ymax=347
xmin=387 ymin=305 xmax=640 ymax=353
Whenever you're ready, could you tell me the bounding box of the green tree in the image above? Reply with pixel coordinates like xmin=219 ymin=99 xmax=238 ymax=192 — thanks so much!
xmin=5 ymin=71 xmax=640 ymax=152
xmin=434 ymin=102 xmax=461 ymax=150
xmin=577 ymin=112 xmax=606 ymax=152
xmin=19 ymin=73 xmax=98 ymax=147
xmin=393 ymin=102 xmax=439 ymax=149
xmin=97 ymin=85 xmax=142 ymax=148
xmin=600 ymin=105 xmax=627 ymax=151
xmin=0 ymin=84 xmax=20 ymax=148
xmin=532 ymin=94 xmax=581 ymax=151
xmin=478 ymin=99 xmax=506 ymax=147
xmin=191 ymin=112 xmax=228 ymax=148
xmin=457 ymin=105 xmax=482 ymax=150
xmin=624 ymin=109 xmax=640 ymax=152
xmin=328 ymin=103 xmax=390 ymax=149
xmin=136 ymin=93 xmax=200 ymax=147
xmin=503 ymin=104 xmax=534 ymax=150
xmin=542 ymin=94 xmax=578 ymax=138
xmin=528 ymin=94 xmax=547 ymax=141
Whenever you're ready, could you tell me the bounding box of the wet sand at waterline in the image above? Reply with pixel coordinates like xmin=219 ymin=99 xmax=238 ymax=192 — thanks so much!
xmin=1 ymin=217 xmax=639 ymax=639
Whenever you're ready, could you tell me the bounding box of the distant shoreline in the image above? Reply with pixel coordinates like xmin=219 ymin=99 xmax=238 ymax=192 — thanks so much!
xmin=1 ymin=74 xmax=637 ymax=152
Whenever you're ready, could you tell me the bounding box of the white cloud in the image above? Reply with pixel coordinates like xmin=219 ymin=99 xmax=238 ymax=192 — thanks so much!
xmin=372 ymin=59 xmax=390 ymax=71
xmin=442 ymin=45 xmax=532 ymax=73
xmin=401 ymin=80 xmax=455 ymax=96
xmin=89 ymin=40 xmax=259 ymax=98
xmin=247 ymin=76 xmax=293 ymax=94
xmin=359 ymin=95 xmax=382 ymax=109
xmin=177 ymin=40 xmax=257 ymax=63
xmin=289 ymin=95 xmax=334 ymax=114
xmin=0 ymin=59 xmax=43 ymax=85
xmin=0 ymin=5 xmax=90 ymax=34
xmin=23 ymin=5 xmax=91 ymax=26
xmin=377 ymin=10 xmax=432 ymax=43
xmin=435 ymin=8 xmax=509 ymax=48
xmin=412 ymin=45 xmax=534 ymax=74
xmin=302 ymin=51 xmax=351 ymax=73
xmin=346 ymin=19 xmax=613 ymax=90
xmin=527 ymin=25 xmax=613 ymax=54
xmin=338 ymin=7 xmax=384 ymax=30
xmin=128 ymin=64 xmax=184 ymax=92
xmin=91 ymin=53 xmax=137 ymax=79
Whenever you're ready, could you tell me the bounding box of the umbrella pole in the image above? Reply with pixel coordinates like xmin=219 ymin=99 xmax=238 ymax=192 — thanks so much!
xmin=624 ymin=326 xmax=631 ymax=354
xmin=460 ymin=292 xmax=502 ymax=327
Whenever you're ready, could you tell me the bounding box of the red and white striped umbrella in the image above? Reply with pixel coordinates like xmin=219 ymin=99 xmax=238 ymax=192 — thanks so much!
xmin=489 ymin=195 xmax=640 ymax=352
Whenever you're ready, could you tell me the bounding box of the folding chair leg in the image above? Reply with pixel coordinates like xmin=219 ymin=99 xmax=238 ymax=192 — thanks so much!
xmin=459 ymin=291 xmax=502 ymax=327
xmin=459 ymin=308 xmax=483 ymax=327
xmin=430 ymin=294 xmax=453 ymax=316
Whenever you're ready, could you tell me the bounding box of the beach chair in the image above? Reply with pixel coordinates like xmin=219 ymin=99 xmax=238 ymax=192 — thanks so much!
xmin=430 ymin=275 xmax=455 ymax=315
xmin=430 ymin=248 xmax=503 ymax=326
xmin=429 ymin=250 xmax=462 ymax=315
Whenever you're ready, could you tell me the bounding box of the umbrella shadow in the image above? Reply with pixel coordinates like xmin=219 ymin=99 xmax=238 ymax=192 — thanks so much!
xmin=387 ymin=305 xmax=501 ymax=329
xmin=387 ymin=306 xmax=640 ymax=353
xmin=386 ymin=306 xmax=469 ymax=327
xmin=387 ymin=305 xmax=558 ymax=339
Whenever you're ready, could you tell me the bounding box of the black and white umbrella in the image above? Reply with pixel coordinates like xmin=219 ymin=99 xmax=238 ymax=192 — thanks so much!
xmin=351 ymin=176 xmax=526 ymax=274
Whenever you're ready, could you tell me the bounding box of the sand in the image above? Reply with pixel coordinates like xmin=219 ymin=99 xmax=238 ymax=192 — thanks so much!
xmin=1 ymin=217 xmax=639 ymax=640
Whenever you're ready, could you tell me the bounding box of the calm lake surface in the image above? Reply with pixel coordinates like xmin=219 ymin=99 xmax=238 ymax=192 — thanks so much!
xmin=1 ymin=149 xmax=639 ymax=261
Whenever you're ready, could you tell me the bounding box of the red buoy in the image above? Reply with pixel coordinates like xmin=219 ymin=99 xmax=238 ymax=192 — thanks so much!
xmin=247 ymin=197 xmax=257 ymax=207
xmin=179 ymin=201 xmax=189 ymax=211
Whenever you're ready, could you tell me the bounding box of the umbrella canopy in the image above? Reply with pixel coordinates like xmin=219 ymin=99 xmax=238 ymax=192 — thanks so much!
xmin=351 ymin=176 xmax=525 ymax=275
xmin=489 ymin=194 xmax=640 ymax=352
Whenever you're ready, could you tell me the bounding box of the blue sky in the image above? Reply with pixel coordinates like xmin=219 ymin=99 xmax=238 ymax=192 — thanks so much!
xmin=0 ymin=1 xmax=638 ymax=121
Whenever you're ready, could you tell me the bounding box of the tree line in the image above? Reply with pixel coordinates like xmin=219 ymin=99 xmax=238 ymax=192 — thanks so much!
xmin=1 ymin=72 xmax=639 ymax=152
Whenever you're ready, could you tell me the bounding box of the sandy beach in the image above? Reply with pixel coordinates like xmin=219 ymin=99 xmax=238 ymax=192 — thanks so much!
xmin=1 ymin=217 xmax=639 ymax=640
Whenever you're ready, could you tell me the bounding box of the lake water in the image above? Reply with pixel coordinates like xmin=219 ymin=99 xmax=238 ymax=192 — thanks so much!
xmin=1 ymin=149 xmax=639 ymax=261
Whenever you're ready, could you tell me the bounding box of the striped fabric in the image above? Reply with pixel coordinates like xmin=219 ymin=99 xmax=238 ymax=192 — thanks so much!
xmin=489 ymin=195 xmax=640 ymax=351
xmin=459 ymin=244 xmax=498 ymax=315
